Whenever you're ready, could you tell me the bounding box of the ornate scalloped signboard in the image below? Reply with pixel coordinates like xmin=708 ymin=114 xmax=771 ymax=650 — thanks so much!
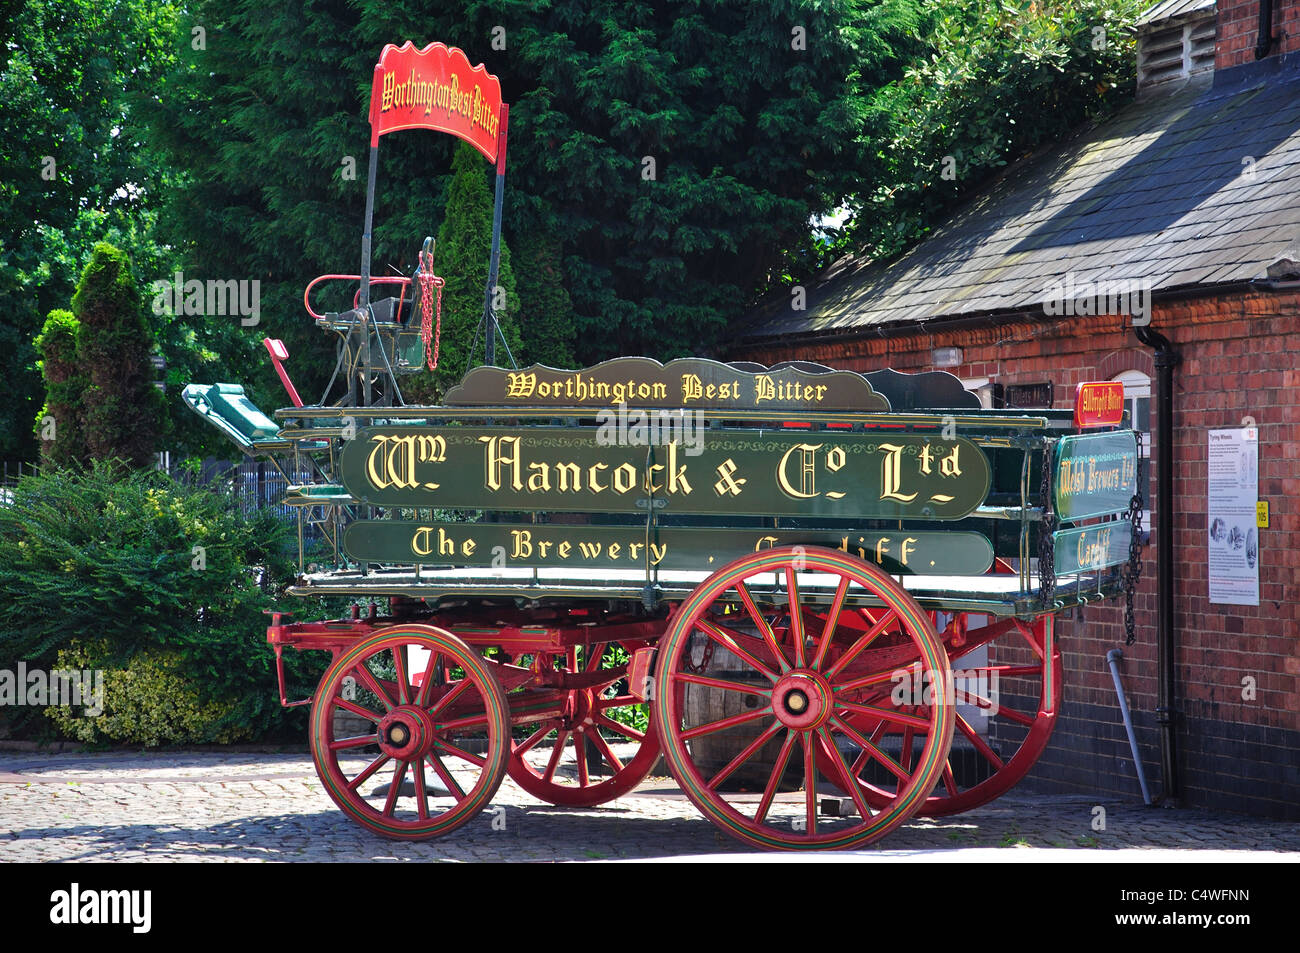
xmin=1073 ymin=381 xmax=1125 ymax=428
xmin=442 ymin=357 xmax=890 ymax=412
xmin=369 ymin=42 xmax=503 ymax=161
xmin=339 ymin=426 xmax=990 ymax=520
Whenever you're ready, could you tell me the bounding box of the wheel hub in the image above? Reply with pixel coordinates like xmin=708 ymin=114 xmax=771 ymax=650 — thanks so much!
xmin=771 ymin=671 xmax=831 ymax=731
xmin=560 ymin=688 xmax=595 ymax=729
xmin=376 ymin=705 xmax=437 ymax=760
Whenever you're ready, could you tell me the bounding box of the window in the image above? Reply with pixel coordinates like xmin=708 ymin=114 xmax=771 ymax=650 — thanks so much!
xmin=1113 ymin=369 xmax=1152 ymax=535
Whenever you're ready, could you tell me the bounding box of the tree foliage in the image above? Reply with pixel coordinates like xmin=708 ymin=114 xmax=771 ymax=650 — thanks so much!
xmin=32 ymin=308 xmax=86 ymax=466
xmin=847 ymin=0 xmax=1141 ymax=262
xmin=0 ymin=0 xmax=181 ymax=460
xmin=72 ymin=243 xmax=165 ymax=468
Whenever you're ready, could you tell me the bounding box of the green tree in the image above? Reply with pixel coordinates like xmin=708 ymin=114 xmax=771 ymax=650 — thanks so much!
xmin=0 ymin=0 xmax=180 ymax=460
xmin=405 ymin=142 xmax=520 ymax=400
xmin=32 ymin=309 xmax=86 ymax=467
xmin=72 ymin=243 xmax=164 ymax=468
xmin=848 ymin=0 xmax=1141 ymax=262
xmin=148 ymin=0 xmax=926 ymax=380
xmin=513 ymin=228 xmax=576 ymax=368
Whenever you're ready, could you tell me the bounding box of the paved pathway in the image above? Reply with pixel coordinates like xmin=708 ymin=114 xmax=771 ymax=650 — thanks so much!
xmin=2 ymin=751 xmax=1297 ymax=862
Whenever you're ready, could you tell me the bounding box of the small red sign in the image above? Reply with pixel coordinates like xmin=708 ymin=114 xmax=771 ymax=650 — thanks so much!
xmin=369 ymin=42 xmax=504 ymax=161
xmin=1073 ymin=381 xmax=1126 ymax=428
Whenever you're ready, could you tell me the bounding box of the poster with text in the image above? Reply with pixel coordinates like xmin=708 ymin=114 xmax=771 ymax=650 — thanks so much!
xmin=1207 ymin=427 xmax=1259 ymax=606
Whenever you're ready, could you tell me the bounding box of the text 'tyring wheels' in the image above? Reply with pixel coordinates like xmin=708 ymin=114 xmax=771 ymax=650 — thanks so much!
xmin=653 ymin=546 xmax=955 ymax=851
xmin=309 ymin=625 xmax=509 ymax=840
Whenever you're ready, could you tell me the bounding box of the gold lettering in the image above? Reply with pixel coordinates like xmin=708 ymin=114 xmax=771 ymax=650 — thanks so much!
xmin=412 ymin=526 xmax=434 ymax=558
xmin=527 ymin=461 xmax=552 ymax=492
xmin=480 ymin=436 xmax=522 ymax=491
xmin=878 ymin=444 xmax=917 ymax=502
xmin=558 ymin=540 xmax=571 ymax=558
xmin=940 ymin=445 xmax=962 ymax=477
xmin=555 ymin=462 xmax=581 ymax=492
xmin=608 ymin=542 xmax=621 ymax=559
xmin=588 ymin=462 xmax=608 ymax=493
xmin=777 ymin=443 xmax=821 ymax=498
xmin=667 ymin=442 xmax=692 ymax=494
xmin=612 ymin=463 xmax=637 ymax=494
xmin=649 ymin=542 xmax=668 ymax=565
xmin=511 ymin=530 xmax=532 ymax=559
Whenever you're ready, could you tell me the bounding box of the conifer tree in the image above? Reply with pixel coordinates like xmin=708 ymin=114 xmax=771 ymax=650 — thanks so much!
xmin=32 ymin=309 xmax=87 ymax=467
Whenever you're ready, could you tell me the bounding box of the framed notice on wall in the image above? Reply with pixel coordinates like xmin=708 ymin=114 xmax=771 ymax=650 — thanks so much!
xmin=1207 ymin=427 xmax=1259 ymax=606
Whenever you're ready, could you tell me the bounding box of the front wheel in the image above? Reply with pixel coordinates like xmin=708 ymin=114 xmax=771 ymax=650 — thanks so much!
xmin=309 ymin=624 xmax=509 ymax=840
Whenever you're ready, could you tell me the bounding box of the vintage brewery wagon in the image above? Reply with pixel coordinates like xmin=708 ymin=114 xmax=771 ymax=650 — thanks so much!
xmin=183 ymin=43 xmax=1143 ymax=851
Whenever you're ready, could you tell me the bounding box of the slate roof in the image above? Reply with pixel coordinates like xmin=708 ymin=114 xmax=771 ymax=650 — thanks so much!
xmin=1137 ymin=0 xmax=1214 ymax=27
xmin=738 ymin=52 xmax=1300 ymax=343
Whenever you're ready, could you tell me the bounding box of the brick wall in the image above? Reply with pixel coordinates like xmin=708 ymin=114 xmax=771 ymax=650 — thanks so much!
xmin=734 ymin=288 xmax=1300 ymax=818
xmin=1217 ymin=0 xmax=1300 ymax=69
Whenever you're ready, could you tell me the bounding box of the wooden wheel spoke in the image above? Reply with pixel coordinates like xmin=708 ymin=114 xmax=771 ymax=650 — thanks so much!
xmin=695 ymin=618 xmax=780 ymax=683
xmin=734 ymin=579 xmax=791 ymax=673
xmin=993 ymin=705 xmax=1037 ymax=728
xmin=831 ymin=715 xmax=911 ymax=783
xmin=333 ymin=697 xmax=384 ymax=722
xmin=706 ymin=719 xmax=782 ymax=791
xmin=413 ymin=652 xmax=441 ymax=708
xmin=754 ymin=729 xmax=798 ymax=825
xmin=802 ymin=732 xmax=816 ymax=835
xmin=900 ymin=726 xmax=915 ymax=773
xmin=383 ymin=760 xmax=407 ymax=817
xmin=425 ymin=752 xmax=467 ymax=800
xmin=575 ymin=732 xmax=590 ymax=787
xmin=392 ymin=646 xmax=410 ymax=705
xmin=514 ymin=724 xmax=552 ymax=756
xmin=940 ymin=762 xmax=959 ymax=797
xmin=785 ymin=567 xmax=806 ymax=669
xmin=811 ymin=574 xmax=851 ymax=672
xmin=428 ymin=677 xmax=472 ymax=718
xmin=680 ymin=704 xmax=772 ymax=741
xmin=594 ymin=713 xmax=645 ymax=742
xmin=586 ymin=729 xmax=625 ymax=774
xmin=413 ymin=760 xmax=430 ymax=820
xmin=834 ymin=700 xmax=932 ymax=730
xmin=346 ymin=753 xmax=391 ymax=792
xmin=825 ymin=609 xmax=899 ymax=680
xmin=329 ymin=733 xmax=378 ymax=751
xmin=543 ymin=730 xmax=570 ymax=782
xmin=675 ymin=671 xmax=773 ymax=698
xmin=434 ymin=737 xmax=487 ymax=767
xmin=819 ymin=726 xmax=873 ymax=821
xmin=956 ymin=714 xmax=1005 ymax=769
xmin=437 ymin=710 xmax=492 ymax=732
xmin=353 ymin=663 xmax=397 ymax=712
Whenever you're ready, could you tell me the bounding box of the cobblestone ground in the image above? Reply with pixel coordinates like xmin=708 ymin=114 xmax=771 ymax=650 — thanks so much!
xmin=1 ymin=751 xmax=1298 ymax=862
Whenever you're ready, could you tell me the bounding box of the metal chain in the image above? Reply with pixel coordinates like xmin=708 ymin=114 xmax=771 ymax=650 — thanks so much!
xmin=1122 ymin=458 xmax=1146 ymax=646
xmin=417 ymin=248 xmax=444 ymax=371
xmin=1038 ymin=441 xmax=1057 ymax=608
xmin=683 ymin=632 xmax=715 ymax=674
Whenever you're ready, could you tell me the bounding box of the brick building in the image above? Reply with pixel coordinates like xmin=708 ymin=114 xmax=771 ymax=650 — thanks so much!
xmin=732 ymin=0 xmax=1300 ymax=818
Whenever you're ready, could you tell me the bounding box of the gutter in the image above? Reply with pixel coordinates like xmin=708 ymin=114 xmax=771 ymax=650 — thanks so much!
xmin=1134 ymin=323 xmax=1181 ymax=807
xmin=1256 ymin=0 xmax=1275 ymax=60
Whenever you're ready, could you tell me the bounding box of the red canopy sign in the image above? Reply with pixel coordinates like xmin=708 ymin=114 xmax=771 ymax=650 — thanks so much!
xmin=368 ymin=42 xmax=504 ymax=162
xmin=1073 ymin=381 xmax=1126 ymax=428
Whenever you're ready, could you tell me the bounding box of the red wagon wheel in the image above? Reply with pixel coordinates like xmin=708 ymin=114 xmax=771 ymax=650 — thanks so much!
xmin=653 ymin=546 xmax=954 ymax=851
xmin=820 ymin=612 xmax=1060 ymax=816
xmin=506 ymin=641 xmax=661 ymax=807
xmin=310 ymin=624 xmax=509 ymax=840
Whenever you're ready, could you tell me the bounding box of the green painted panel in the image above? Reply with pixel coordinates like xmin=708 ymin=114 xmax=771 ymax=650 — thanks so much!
xmin=1054 ymin=431 xmax=1138 ymax=522
xmin=1051 ymin=521 xmax=1133 ymax=575
xmin=343 ymin=521 xmax=995 ymax=575
xmin=339 ymin=426 xmax=991 ymax=520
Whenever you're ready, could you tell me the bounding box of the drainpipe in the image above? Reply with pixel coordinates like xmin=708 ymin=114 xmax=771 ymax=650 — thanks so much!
xmin=1134 ymin=324 xmax=1180 ymax=805
xmin=1256 ymin=0 xmax=1274 ymax=60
